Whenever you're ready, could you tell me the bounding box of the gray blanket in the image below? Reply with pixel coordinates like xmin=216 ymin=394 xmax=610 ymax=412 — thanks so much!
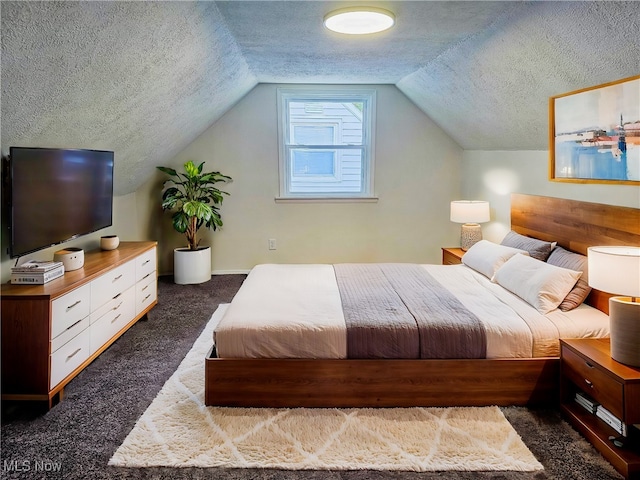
xmin=334 ymin=263 xmax=487 ymax=359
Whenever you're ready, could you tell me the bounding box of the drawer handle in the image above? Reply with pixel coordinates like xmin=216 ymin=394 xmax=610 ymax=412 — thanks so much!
xmin=67 ymin=348 xmax=82 ymax=360
xmin=584 ymin=379 xmax=593 ymax=388
xmin=111 ymin=313 xmax=122 ymax=324
xmin=143 ymin=294 xmax=151 ymax=302
xmin=66 ymin=300 xmax=82 ymax=311
xmin=142 ymin=259 xmax=150 ymax=266
xmin=112 ymin=292 xmax=122 ymax=300
xmin=142 ymin=272 xmax=151 ymax=280
xmin=112 ymin=301 xmax=123 ymax=311
xmin=142 ymin=285 xmax=148 ymax=292
xmin=66 ymin=319 xmax=82 ymax=331
xmin=585 ymin=361 xmax=595 ymax=369
xmin=113 ymin=274 xmax=123 ymax=282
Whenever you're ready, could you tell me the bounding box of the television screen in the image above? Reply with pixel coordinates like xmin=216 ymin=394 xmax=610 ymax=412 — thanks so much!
xmin=9 ymin=147 xmax=114 ymax=258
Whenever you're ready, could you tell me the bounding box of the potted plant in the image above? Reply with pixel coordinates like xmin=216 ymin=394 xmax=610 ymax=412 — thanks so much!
xmin=157 ymin=160 xmax=231 ymax=284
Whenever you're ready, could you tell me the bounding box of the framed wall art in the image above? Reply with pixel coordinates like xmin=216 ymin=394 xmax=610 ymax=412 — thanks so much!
xmin=549 ymin=75 xmax=640 ymax=184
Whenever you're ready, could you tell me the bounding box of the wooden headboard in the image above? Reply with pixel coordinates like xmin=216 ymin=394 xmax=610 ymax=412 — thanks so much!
xmin=510 ymin=194 xmax=640 ymax=314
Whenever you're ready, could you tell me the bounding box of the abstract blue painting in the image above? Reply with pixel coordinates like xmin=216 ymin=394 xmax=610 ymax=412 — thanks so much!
xmin=550 ymin=75 xmax=640 ymax=184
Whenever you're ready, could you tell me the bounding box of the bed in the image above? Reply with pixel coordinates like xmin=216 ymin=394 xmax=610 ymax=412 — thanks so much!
xmin=205 ymin=194 xmax=640 ymax=408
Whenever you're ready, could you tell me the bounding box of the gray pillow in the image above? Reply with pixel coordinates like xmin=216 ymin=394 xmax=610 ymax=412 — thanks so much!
xmin=546 ymin=246 xmax=592 ymax=311
xmin=500 ymin=231 xmax=554 ymax=262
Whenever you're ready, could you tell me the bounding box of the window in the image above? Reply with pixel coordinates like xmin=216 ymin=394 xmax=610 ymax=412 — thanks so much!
xmin=277 ymin=88 xmax=376 ymax=200
xmin=291 ymin=125 xmax=337 ymax=177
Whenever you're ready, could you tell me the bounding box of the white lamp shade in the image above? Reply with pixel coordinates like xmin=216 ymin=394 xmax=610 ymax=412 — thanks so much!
xmin=587 ymin=246 xmax=640 ymax=297
xmin=450 ymin=201 xmax=490 ymax=224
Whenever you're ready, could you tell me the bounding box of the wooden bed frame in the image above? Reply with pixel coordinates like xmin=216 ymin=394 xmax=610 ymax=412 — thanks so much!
xmin=205 ymin=194 xmax=640 ymax=408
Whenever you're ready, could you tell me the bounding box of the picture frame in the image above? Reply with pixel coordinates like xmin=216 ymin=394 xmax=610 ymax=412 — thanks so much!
xmin=549 ymin=75 xmax=640 ymax=184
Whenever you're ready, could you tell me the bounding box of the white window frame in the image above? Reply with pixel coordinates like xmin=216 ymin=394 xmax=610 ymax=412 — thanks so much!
xmin=277 ymin=87 xmax=377 ymax=202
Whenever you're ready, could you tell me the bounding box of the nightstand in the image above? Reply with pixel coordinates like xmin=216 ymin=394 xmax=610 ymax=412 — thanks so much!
xmin=441 ymin=247 xmax=465 ymax=265
xmin=560 ymin=338 xmax=640 ymax=479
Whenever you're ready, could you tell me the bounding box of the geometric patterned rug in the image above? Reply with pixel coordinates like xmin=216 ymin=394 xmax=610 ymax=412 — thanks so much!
xmin=109 ymin=305 xmax=543 ymax=472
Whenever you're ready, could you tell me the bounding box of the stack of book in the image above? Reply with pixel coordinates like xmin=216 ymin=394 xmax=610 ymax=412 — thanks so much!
xmin=11 ymin=260 xmax=65 ymax=285
xmin=596 ymin=405 xmax=627 ymax=436
xmin=575 ymin=391 xmax=599 ymax=414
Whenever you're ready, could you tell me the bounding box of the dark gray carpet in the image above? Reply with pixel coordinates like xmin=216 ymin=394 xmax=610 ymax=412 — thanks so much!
xmin=1 ymin=275 xmax=622 ymax=480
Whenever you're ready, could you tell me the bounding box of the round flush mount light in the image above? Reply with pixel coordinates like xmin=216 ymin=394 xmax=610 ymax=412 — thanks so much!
xmin=323 ymin=7 xmax=395 ymax=35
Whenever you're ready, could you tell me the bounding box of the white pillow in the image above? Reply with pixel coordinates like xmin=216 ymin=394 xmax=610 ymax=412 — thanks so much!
xmin=461 ymin=240 xmax=529 ymax=279
xmin=493 ymin=253 xmax=583 ymax=314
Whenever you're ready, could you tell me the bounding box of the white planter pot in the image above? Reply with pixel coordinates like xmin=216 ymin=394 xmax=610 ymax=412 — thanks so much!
xmin=173 ymin=246 xmax=212 ymax=285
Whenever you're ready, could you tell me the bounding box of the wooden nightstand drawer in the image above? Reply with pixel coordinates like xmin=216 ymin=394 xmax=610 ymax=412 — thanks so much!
xmin=562 ymin=345 xmax=624 ymax=419
xmin=442 ymin=248 xmax=464 ymax=265
xmin=560 ymin=338 xmax=640 ymax=479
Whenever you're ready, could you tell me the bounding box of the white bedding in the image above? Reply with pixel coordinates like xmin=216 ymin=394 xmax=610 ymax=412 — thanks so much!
xmin=213 ymin=263 xmax=609 ymax=359
xmin=214 ymin=264 xmax=347 ymax=358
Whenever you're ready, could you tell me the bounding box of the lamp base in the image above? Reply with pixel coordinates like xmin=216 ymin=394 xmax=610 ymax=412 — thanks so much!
xmin=609 ymin=297 xmax=640 ymax=367
xmin=460 ymin=223 xmax=482 ymax=251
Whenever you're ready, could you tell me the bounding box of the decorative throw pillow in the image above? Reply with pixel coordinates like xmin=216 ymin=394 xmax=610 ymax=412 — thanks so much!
xmin=462 ymin=240 xmax=529 ymax=279
xmin=500 ymin=230 xmax=555 ymax=262
xmin=493 ymin=253 xmax=582 ymax=314
xmin=546 ymin=246 xmax=592 ymax=311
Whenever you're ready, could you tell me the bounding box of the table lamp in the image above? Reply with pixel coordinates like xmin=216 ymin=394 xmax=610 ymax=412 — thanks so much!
xmin=587 ymin=246 xmax=640 ymax=367
xmin=450 ymin=200 xmax=490 ymax=251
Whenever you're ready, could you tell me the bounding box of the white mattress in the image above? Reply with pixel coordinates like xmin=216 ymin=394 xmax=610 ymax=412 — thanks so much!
xmin=213 ymin=263 xmax=609 ymax=359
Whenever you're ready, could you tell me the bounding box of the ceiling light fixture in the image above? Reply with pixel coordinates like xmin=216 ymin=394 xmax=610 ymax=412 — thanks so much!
xmin=323 ymin=7 xmax=395 ymax=35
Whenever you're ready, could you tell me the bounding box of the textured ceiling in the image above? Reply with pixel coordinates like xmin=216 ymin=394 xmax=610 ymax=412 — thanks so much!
xmin=1 ymin=1 xmax=257 ymax=195
xmin=215 ymin=1 xmax=520 ymax=84
xmin=398 ymin=1 xmax=640 ymax=150
xmin=2 ymin=1 xmax=639 ymax=195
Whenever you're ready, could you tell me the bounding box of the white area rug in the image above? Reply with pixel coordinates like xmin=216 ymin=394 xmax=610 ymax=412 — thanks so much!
xmin=109 ymin=305 xmax=543 ymax=471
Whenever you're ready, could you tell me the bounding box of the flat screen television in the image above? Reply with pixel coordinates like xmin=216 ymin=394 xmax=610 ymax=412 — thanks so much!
xmin=8 ymin=147 xmax=115 ymax=258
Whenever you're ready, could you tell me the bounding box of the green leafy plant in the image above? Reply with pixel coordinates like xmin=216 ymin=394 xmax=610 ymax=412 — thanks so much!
xmin=157 ymin=160 xmax=231 ymax=251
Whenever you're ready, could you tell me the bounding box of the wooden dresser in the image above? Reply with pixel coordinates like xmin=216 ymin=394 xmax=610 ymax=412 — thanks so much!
xmin=1 ymin=241 xmax=158 ymax=409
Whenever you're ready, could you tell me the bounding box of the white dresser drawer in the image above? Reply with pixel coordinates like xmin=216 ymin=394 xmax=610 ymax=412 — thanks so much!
xmin=50 ymin=326 xmax=90 ymax=389
xmin=51 ymin=284 xmax=91 ymax=340
xmin=90 ymin=288 xmax=136 ymax=355
xmin=90 ymin=260 xmax=135 ymax=310
xmin=136 ymin=274 xmax=157 ymax=315
xmin=90 ymin=285 xmax=135 ymax=325
xmin=136 ymin=247 xmax=157 ymax=282
xmin=51 ymin=316 xmax=90 ymax=354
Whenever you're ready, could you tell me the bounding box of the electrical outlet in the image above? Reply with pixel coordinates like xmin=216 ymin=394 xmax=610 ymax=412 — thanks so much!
xmin=268 ymin=238 xmax=277 ymax=250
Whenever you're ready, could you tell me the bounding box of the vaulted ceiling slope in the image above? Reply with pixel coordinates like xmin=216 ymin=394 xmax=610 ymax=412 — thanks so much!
xmin=1 ymin=1 xmax=257 ymax=196
xmin=1 ymin=1 xmax=639 ymax=196
xmin=398 ymin=1 xmax=640 ymax=150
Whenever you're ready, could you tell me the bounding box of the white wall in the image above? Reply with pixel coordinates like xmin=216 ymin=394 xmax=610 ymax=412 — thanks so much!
xmin=461 ymin=150 xmax=640 ymax=244
xmin=0 ymin=193 xmax=139 ymax=283
xmin=5 ymin=125 xmax=637 ymax=284
xmin=139 ymin=84 xmax=464 ymax=275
